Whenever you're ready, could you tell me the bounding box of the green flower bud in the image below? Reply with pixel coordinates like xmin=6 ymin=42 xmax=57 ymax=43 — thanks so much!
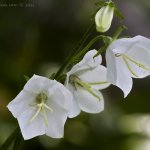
xmin=95 ymin=3 xmax=114 ymax=33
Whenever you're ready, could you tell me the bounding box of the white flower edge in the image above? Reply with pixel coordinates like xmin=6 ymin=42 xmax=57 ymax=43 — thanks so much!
xmin=65 ymin=50 xmax=110 ymax=117
xmin=7 ymin=75 xmax=73 ymax=140
xmin=67 ymin=49 xmax=102 ymax=76
xmin=106 ymin=35 xmax=150 ymax=97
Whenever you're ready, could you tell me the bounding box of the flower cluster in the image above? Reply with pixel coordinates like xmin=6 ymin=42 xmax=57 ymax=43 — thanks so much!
xmin=6 ymin=1 xmax=150 ymax=142
xmin=7 ymin=50 xmax=110 ymax=140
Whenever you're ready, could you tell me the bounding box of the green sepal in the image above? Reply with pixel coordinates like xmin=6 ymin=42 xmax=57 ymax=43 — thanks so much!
xmin=114 ymin=6 xmax=124 ymax=20
xmin=24 ymin=75 xmax=30 ymax=82
xmin=100 ymin=35 xmax=112 ymax=45
xmin=92 ymin=1 xmax=114 ymax=20
xmin=95 ymin=1 xmax=107 ymax=7
xmin=49 ymin=73 xmax=56 ymax=79
xmin=57 ymin=74 xmax=67 ymax=83
xmin=112 ymin=25 xmax=127 ymax=40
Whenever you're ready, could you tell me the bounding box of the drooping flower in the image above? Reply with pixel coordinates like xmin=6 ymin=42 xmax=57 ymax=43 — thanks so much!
xmin=106 ymin=35 xmax=150 ymax=97
xmin=95 ymin=2 xmax=114 ymax=33
xmin=7 ymin=75 xmax=73 ymax=140
xmin=65 ymin=50 xmax=110 ymax=118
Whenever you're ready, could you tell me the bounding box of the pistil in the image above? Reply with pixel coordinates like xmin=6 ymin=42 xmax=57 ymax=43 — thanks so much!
xmin=30 ymin=92 xmax=53 ymax=127
xmin=70 ymin=75 xmax=101 ymax=101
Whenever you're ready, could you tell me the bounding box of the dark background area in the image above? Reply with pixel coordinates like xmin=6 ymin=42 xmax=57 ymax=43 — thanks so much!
xmin=0 ymin=0 xmax=150 ymax=150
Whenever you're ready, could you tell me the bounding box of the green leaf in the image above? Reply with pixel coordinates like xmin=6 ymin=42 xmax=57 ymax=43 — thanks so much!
xmin=0 ymin=127 xmax=20 ymax=150
xmin=114 ymin=7 xmax=124 ymax=20
xmin=13 ymin=129 xmax=23 ymax=150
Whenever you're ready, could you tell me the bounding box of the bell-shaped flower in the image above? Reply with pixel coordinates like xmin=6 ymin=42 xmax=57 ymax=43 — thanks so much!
xmin=7 ymin=75 xmax=73 ymax=140
xmin=95 ymin=3 xmax=114 ymax=33
xmin=106 ymin=35 xmax=150 ymax=97
xmin=65 ymin=50 xmax=110 ymax=118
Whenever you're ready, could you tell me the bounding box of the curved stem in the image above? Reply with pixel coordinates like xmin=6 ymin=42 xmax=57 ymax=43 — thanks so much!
xmin=112 ymin=25 xmax=127 ymax=40
xmin=74 ymin=22 xmax=95 ymax=55
xmin=52 ymin=21 xmax=95 ymax=80
xmin=72 ymin=35 xmax=105 ymax=60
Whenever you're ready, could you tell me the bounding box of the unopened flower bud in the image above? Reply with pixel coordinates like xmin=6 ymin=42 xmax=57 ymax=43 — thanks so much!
xmin=95 ymin=3 xmax=114 ymax=32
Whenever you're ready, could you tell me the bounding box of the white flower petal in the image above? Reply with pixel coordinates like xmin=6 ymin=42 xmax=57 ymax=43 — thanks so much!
xmin=65 ymin=50 xmax=109 ymax=114
xmin=108 ymin=38 xmax=136 ymax=54
xmin=49 ymin=81 xmax=80 ymax=118
xmin=129 ymin=35 xmax=150 ymax=49
xmin=48 ymin=81 xmax=68 ymax=108
xmin=106 ymin=48 xmax=133 ymax=97
xmin=55 ymin=83 xmax=80 ymax=118
xmin=115 ymin=57 xmax=133 ymax=97
xmin=81 ymin=49 xmax=102 ymax=67
xmin=67 ymin=96 xmax=81 ymax=118
xmin=125 ymin=43 xmax=150 ymax=78
xmin=8 ymin=75 xmax=72 ymax=139
xmin=7 ymin=90 xmax=36 ymax=118
xmin=45 ymin=106 xmax=67 ymax=138
xmin=18 ymin=108 xmax=46 ymax=140
xmin=77 ymin=65 xmax=110 ymax=90
xmin=68 ymin=50 xmax=102 ymax=76
xmin=106 ymin=48 xmax=118 ymax=85
xmin=106 ymin=35 xmax=150 ymax=97
xmin=74 ymin=87 xmax=104 ymax=113
xmin=124 ymin=54 xmax=150 ymax=78
xmin=24 ymin=75 xmax=54 ymax=94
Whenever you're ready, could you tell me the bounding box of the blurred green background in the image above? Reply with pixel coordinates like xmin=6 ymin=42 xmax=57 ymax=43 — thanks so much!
xmin=0 ymin=0 xmax=150 ymax=150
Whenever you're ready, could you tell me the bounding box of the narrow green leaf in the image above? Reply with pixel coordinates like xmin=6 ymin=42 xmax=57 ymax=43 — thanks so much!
xmin=53 ymin=21 xmax=94 ymax=80
xmin=114 ymin=7 xmax=124 ymax=20
xmin=13 ymin=129 xmax=23 ymax=150
xmin=24 ymin=75 xmax=30 ymax=82
xmin=0 ymin=127 xmax=19 ymax=150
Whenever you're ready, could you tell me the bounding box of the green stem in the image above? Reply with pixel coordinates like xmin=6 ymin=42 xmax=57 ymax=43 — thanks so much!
xmin=0 ymin=127 xmax=20 ymax=150
xmin=52 ymin=22 xmax=95 ymax=80
xmin=13 ymin=129 xmax=22 ymax=150
xmin=74 ymin=22 xmax=95 ymax=55
xmin=94 ymin=45 xmax=107 ymax=58
xmin=112 ymin=25 xmax=127 ymax=40
xmin=72 ymin=35 xmax=105 ymax=60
